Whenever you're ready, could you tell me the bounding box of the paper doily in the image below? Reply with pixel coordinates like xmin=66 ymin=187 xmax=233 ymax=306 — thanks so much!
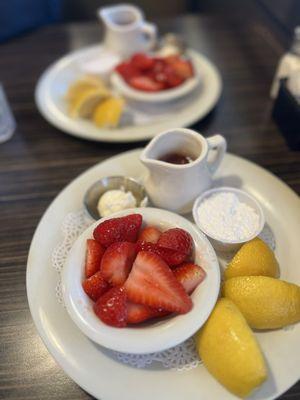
xmin=52 ymin=209 xmax=278 ymax=370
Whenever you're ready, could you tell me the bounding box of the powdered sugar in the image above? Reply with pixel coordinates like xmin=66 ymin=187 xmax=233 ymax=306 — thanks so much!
xmin=196 ymin=192 xmax=260 ymax=242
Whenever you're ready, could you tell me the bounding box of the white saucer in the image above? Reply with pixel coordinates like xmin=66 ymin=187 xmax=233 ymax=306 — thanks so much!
xmin=26 ymin=149 xmax=300 ymax=400
xmin=35 ymin=45 xmax=222 ymax=142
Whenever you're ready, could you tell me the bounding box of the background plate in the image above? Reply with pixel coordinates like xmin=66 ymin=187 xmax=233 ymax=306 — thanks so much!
xmin=35 ymin=46 xmax=222 ymax=142
xmin=27 ymin=150 xmax=300 ymax=400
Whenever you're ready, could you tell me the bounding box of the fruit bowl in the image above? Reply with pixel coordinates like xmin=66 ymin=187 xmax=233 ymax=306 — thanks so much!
xmin=111 ymin=52 xmax=201 ymax=103
xmin=62 ymin=207 xmax=220 ymax=354
xmin=111 ymin=71 xmax=200 ymax=103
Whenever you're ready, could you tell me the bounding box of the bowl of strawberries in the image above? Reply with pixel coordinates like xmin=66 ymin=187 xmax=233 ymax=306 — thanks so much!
xmin=62 ymin=208 xmax=220 ymax=354
xmin=111 ymin=52 xmax=200 ymax=103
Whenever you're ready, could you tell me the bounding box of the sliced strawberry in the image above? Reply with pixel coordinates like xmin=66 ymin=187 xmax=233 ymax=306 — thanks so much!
xmin=136 ymin=241 xmax=186 ymax=266
xmin=82 ymin=271 xmax=110 ymax=302
xmin=131 ymin=53 xmax=155 ymax=71
xmin=138 ymin=226 xmax=162 ymax=244
xmin=101 ymin=242 xmax=137 ymax=286
xmin=94 ymin=286 xmax=127 ymax=327
xmin=85 ymin=239 xmax=105 ymax=278
xmin=93 ymin=214 xmax=142 ymax=247
xmin=173 ymin=263 xmax=206 ymax=294
xmin=124 ymin=251 xmax=192 ymax=314
xmin=164 ymin=66 xmax=184 ymax=88
xmin=115 ymin=61 xmax=139 ymax=82
xmin=150 ymin=63 xmax=183 ymax=88
xmin=158 ymin=228 xmax=193 ymax=257
xmin=165 ymin=56 xmax=194 ymax=79
xmin=129 ymin=76 xmax=164 ymax=92
xmin=127 ymin=302 xmax=170 ymax=324
xmin=152 ymin=58 xmax=166 ymax=73
xmin=164 ymin=55 xmax=179 ymax=65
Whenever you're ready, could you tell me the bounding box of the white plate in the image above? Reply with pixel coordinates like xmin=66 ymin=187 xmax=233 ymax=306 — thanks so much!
xmin=26 ymin=150 xmax=300 ymax=400
xmin=35 ymin=45 xmax=221 ymax=142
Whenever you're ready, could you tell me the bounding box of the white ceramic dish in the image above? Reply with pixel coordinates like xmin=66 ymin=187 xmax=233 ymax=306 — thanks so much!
xmin=111 ymin=62 xmax=200 ymax=103
xmin=26 ymin=150 xmax=300 ymax=400
xmin=35 ymin=45 xmax=221 ymax=142
xmin=62 ymin=207 xmax=220 ymax=354
xmin=193 ymin=187 xmax=265 ymax=252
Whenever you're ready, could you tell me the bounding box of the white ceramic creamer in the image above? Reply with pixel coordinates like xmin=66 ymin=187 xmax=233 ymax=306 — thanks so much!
xmin=140 ymin=128 xmax=227 ymax=214
xmin=98 ymin=4 xmax=157 ymax=58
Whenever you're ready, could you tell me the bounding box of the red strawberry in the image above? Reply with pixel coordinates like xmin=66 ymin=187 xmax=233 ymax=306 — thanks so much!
xmin=150 ymin=63 xmax=183 ymax=88
xmin=127 ymin=302 xmax=170 ymax=324
xmin=94 ymin=286 xmax=127 ymax=327
xmin=158 ymin=228 xmax=193 ymax=257
xmin=164 ymin=66 xmax=184 ymax=88
xmin=82 ymin=271 xmax=110 ymax=302
xmin=131 ymin=53 xmax=155 ymax=71
xmin=152 ymin=58 xmax=166 ymax=73
xmin=124 ymin=251 xmax=192 ymax=314
xmin=115 ymin=61 xmax=139 ymax=81
xmin=101 ymin=242 xmax=137 ymax=286
xmin=165 ymin=56 xmax=194 ymax=79
xmin=85 ymin=239 xmax=105 ymax=278
xmin=138 ymin=226 xmax=162 ymax=244
xmin=93 ymin=214 xmax=142 ymax=247
xmin=136 ymin=241 xmax=186 ymax=266
xmin=164 ymin=55 xmax=179 ymax=65
xmin=173 ymin=263 xmax=206 ymax=294
xmin=129 ymin=76 xmax=164 ymax=92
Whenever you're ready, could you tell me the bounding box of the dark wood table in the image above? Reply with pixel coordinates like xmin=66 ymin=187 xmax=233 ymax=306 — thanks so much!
xmin=0 ymin=13 xmax=299 ymax=400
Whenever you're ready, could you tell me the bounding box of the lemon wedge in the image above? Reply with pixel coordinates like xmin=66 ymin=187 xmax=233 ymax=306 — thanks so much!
xmin=195 ymin=298 xmax=267 ymax=398
xmin=93 ymin=97 xmax=124 ymax=128
xmin=225 ymin=237 xmax=279 ymax=279
xmin=68 ymin=86 xmax=110 ymax=118
xmin=223 ymin=276 xmax=300 ymax=329
xmin=66 ymin=75 xmax=107 ymax=102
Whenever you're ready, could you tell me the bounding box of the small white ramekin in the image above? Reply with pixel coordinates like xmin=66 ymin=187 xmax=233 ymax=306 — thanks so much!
xmin=192 ymin=187 xmax=265 ymax=253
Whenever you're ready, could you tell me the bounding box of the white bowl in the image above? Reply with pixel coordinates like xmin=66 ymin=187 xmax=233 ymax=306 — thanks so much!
xmin=62 ymin=207 xmax=220 ymax=354
xmin=111 ymin=52 xmax=201 ymax=103
xmin=192 ymin=187 xmax=265 ymax=253
xmin=111 ymin=71 xmax=200 ymax=103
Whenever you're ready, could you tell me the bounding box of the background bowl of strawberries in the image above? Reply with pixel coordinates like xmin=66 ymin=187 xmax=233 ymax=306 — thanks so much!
xmin=62 ymin=207 xmax=220 ymax=354
xmin=111 ymin=52 xmax=201 ymax=103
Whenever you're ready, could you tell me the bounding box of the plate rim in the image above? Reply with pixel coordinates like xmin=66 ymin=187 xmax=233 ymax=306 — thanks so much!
xmin=26 ymin=149 xmax=300 ymax=400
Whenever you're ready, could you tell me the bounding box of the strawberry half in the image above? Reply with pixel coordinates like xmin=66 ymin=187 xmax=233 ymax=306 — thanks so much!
xmin=137 ymin=241 xmax=186 ymax=266
xmin=138 ymin=226 xmax=162 ymax=244
xmin=93 ymin=214 xmax=142 ymax=247
xmin=94 ymin=286 xmax=127 ymax=327
xmin=164 ymin=66 xmax=184 ymax=88
xmin=173 ymin=263 xmax=206 ymax=294
xmin=165 ymin=56 xmax=194 ymax=79
xmin=85 ymin=239 xmax=105 ymax=278
xmin=158 ymin=228 xmax=193 ymax=257
xmin=131 ymin=53 xmax=155 ymax=71
xmin=115 ymin=61 xmax=139 ymax=82
xmin=127 ymin=302 xmax=170 ymax=324
xmin=101 ymin=242 xmax=137 ymax=286
xmin=124 ymin=251 xmax=192 ymax=314
xmin=82 ymin=271 xmax=110 ymax=302
xmin=128 ymin=76 xmax=164 ymax=92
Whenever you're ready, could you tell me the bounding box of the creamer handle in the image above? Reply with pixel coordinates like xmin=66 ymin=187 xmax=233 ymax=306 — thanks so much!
xmin=206 ymin=135 xmax=227 ymax=174
xmin=142 ymin=22 xmax=157 ymax=51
